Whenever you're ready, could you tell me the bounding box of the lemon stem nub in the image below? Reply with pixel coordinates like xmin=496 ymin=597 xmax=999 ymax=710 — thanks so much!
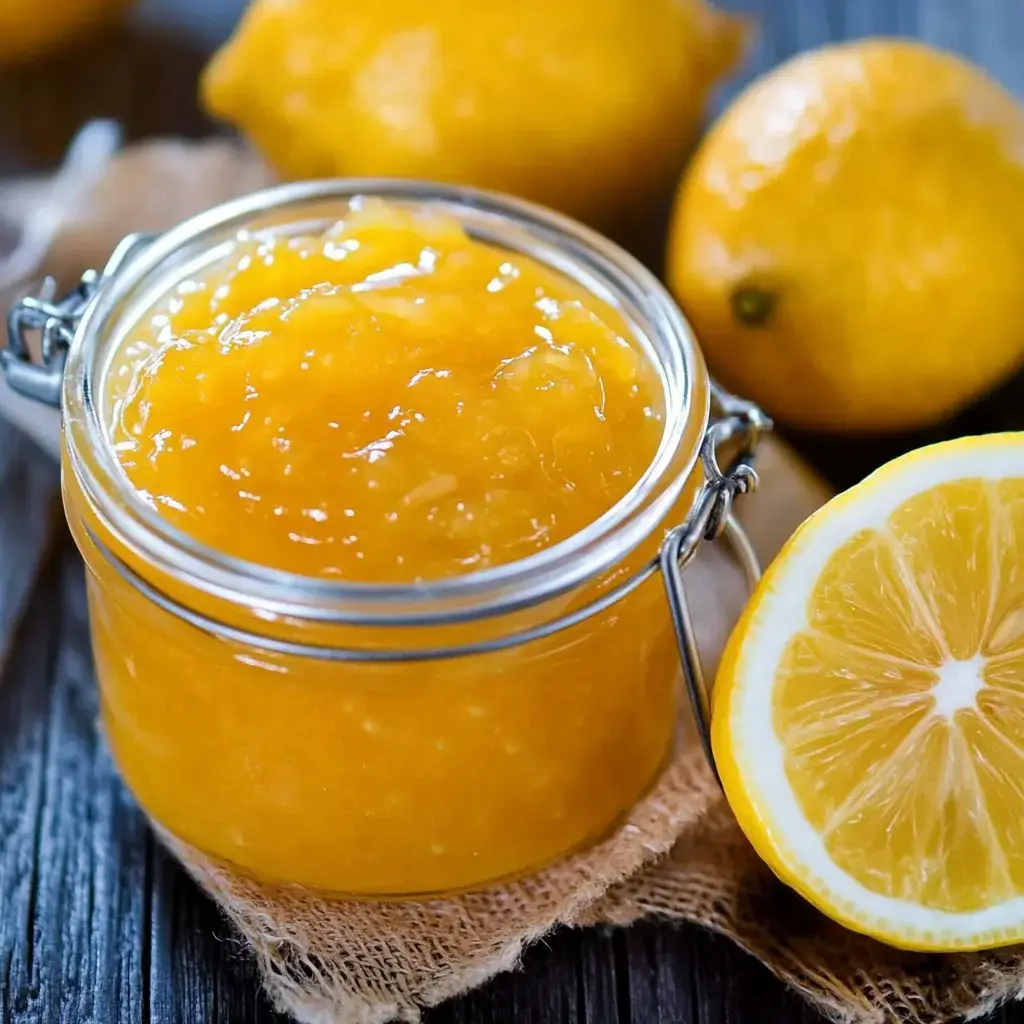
xmin=731 ymin=286 xmax=777 ymax=328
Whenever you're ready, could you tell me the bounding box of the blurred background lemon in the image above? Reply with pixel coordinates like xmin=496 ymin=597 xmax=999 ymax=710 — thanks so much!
xmin=0 ymin=0 xmax=131 ymax=62
xmin=667 ymin=39 xmax=1024 ymax=433
xmin=201 ymin=0 xmax=746 ymax=228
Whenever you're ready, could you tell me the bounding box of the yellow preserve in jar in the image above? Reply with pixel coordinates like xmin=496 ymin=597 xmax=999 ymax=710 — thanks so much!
xmin=49 ymin=183 xmax=717 ymax=897
xmin=112 ymin=199 xmax=664 ymax=582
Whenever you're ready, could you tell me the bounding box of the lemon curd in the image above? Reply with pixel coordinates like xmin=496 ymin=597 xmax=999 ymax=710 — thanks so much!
xmin=111 ymin=200 xmax=663 ymax=582
xmin=64 ymin=192 xmax=705 ymax=896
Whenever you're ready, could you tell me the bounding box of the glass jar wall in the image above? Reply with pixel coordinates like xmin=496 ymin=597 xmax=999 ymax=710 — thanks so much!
xmin=59 ymin=182 xmax=709 ymax=896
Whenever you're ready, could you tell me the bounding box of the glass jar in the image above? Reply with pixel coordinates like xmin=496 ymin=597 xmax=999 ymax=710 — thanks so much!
xmin=3 ymin=181 xmax=767 ymax=897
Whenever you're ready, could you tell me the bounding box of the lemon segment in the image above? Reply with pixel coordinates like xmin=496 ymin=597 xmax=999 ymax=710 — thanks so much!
xmin=714 ymin=434 xmax=1024 ymax=950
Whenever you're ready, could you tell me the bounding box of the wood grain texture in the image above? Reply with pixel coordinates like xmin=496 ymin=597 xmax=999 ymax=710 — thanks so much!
xmin=3 ymin=1 xmax=1024 ymax=1022
xmin=0 ymin=419 xmax=57 ymax=663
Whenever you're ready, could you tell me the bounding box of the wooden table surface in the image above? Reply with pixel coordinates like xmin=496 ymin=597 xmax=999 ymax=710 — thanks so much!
xmin=3 ymin=1 xmax=1024 ymax=1022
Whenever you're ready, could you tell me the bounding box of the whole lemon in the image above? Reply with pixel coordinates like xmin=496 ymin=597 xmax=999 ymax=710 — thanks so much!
xmin=0 ymin=0 xmax=129 ymax=62
xmin=667 ymin=40 xmax=1024 ymax=433
xmin=201 ymin=0 xmax=746 ymax=226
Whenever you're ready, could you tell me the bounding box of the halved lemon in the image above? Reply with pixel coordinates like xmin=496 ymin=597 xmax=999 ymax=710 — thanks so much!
xmin=713 ymin=433 xmax=1024 ymax=951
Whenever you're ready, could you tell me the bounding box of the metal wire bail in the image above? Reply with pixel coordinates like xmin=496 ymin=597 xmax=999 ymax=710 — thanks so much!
xmin=660 ymin=384 xmax=772 ymax=780
xmin=2 ymin=232 xmax=154 ymax=409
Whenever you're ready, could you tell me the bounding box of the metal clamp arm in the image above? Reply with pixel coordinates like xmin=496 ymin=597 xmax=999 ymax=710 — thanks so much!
xmin=660 ymin=384 xmax=772 ymax=779
xmin=2 ymin=232 xmax=155 ymax=408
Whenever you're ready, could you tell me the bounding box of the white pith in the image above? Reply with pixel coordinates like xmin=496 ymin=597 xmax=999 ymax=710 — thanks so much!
xmin=931 ymin=656 xmax=986 ymax=719
xmin=729 ymin=437 xmax=1024 ymax=944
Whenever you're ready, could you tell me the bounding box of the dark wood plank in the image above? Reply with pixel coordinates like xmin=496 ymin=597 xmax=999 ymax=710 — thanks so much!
xmin=0 ymin=538 xmax=288 ymax=1024
xmin=0 ymin=419 xmax=58 ymax=662
xmin=150 ymin=845 xmax=285 ymax=1024
xmin=0 ymin=562 xmax=58 ymax=1024
xmin=427 ymin=928 xmax=618 ymax=1024
xmin=658 ymin=926 xmax=821 ymax=1024
xmin=0 ymin=548 xmax=149 ymax=1024
xmin=0 ymin=420 xmax=61 ymax=1023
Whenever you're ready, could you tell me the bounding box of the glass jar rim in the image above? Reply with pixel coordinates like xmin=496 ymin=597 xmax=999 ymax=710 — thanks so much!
xmin=63 ymin=179 xmax=709 ymax=627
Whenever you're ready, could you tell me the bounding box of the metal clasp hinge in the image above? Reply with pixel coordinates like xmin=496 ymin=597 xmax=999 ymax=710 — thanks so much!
xmin=660 ymin=383 xmax=772 ymax=780
xmin=2 ymin=232 xmax=156 ymax=409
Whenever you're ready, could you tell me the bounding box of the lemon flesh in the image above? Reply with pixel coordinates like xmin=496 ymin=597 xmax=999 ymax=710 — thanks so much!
xmin=714 ymin=434 xmax=1024 ymax=950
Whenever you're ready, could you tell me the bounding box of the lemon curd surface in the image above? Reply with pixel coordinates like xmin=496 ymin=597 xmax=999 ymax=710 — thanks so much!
xmin=72 ymin=199 xmax=689 ymax=895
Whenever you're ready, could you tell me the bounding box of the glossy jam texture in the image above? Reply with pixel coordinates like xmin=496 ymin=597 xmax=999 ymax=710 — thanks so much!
xmin=111 ymin=199 xmax=665 ymax=582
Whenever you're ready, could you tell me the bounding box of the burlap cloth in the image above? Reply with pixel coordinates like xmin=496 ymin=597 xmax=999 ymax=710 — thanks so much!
xmin=3 ymin=131 xmax=1023 ymax=1024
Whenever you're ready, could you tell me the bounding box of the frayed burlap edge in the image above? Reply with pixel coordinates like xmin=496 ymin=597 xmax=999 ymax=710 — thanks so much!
xmin=165 ymin=740 xmax=719 ymax=1024
xmin=167 ymin=744 xmax=1024 ymax=1024
xmin=592 ymin=796 xmax=1024 ymax=1024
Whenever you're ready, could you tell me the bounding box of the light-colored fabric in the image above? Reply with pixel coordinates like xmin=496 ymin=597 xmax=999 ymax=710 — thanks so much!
xmin=6 ymin=137 xmax=1017 ymax=1024
xmin=167 ymin=745 xmax=717 ymax=1024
